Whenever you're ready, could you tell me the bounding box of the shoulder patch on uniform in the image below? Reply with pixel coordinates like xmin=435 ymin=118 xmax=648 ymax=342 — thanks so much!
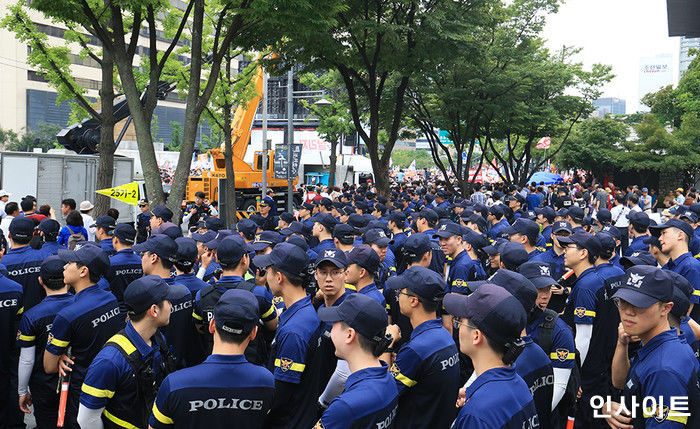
xmin=315 ymin=420 xmax=325 ymax=429
xmin=279 ymin=357 xmax=293 ymax=372
xmin=652 ymin=405 xmax=669 ymax=423
xmin=574 ymin=307 xmax=586 ymax=318
xmin=556 ymin=348 xmax=569 ymax=362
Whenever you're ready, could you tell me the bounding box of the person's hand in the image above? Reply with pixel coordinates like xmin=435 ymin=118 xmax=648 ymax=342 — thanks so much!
xmin=190 ymin=207 xmax=197 ymax=214
xmin=200 ymin=250 xmax=214 ymax=269
xmin=617 ymin=322 xmax=631 ymax=346
xmin=603 ymin=400 xmax=633 ymax=429
xmin=255 ymin=268 xmax=267 ymax=286
xmin=455 ymin=388 xmax=466 ymax=408
xmin=58 ymin=354 xmax=74 ymax=378
xmin=19 ymin=393 xmax=32 ymax=414
xmin=385 ymin=324 xmax=401 ymax=345
xmin=551 ymin=284 xmax=565 ymax=295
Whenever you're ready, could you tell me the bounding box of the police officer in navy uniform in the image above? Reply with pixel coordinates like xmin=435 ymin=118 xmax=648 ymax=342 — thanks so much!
xmin=435 ymin=222 xmax=482 ymax=289
xmin=312 ymin=213 xmax=339 ymax=255
xmin=172 ymin=237 xmax=209 ymax=296
xmin=77 ymin=276 xmax=176 ymax=428
xmin=44 ymin=246 xmax=122 ymax=428
xmin=104 ymin=223 xmax=143 ymax=311
xmin=16 ymin=256 xmax=73 ymax=429
xmin=5 ymin=216 xmax=46 ymax=311
xmin=1 ymin=249 xmax=24 ymax=429
xmin=607 ymin=266 xmax=700 ymax=428
xmin=345 ymin=245 xmax=387 ymax=307
xmin=385 ymin=266 xmax=459 ymax=428
xmin=136 ymin=200 xmax=152 ymax=244
xmin=37 ymin=218 xmax=64 ymax=257
xmin=446 ymin=284 xmax=538 ymax=428
xmin=93 ymin=216 xmax=117 ymax=256
xmin=316 ymin=293 xmax=399 ymax=429
xmin=254 ymin=242 xmax=323 ymax=429
xmin=149 ymin=289 xmax=275 ymax=429
xmin=503 ymin=218 xmax=544 ymax=260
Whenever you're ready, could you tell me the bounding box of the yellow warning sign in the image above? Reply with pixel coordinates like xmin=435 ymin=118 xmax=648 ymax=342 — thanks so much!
xmin=96 ymin=181 xmax=140 ymax=206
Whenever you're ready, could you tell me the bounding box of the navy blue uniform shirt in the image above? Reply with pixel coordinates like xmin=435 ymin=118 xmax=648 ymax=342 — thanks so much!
xmin=99 ymin=238 xmax=116 ymax=256
xmin=1 ymin=274 xmax=23 ymax=369
xmin=4 ymin=245 xmax=45 ymax=310
xmin=312 ymin=238 xmax=336 ymax=255
xmin=105 ymin=249 xmax=143 ymax=308
xmin=489 ymin=218 xmax=510 ymax=240
xmin=174 ymin=272 xmax=209 ymax=296
xmin=39 ymin=240 xmax=64 ymax=257
xmin=357 ymin=282 xmax=387 ymax=309
xmin=527 ymin=311 xmax=576 ymax=369
xmin=625 ymin=234 xmax=649 ymax=256
xmin=161 ymin=277 xmax=194 ymax=368
xmin=513 ymin=336 xmax=554 ymax=429
xmin=665 ymin=252 xmax=700 ymax=306
xmin=447 ymin=250 xmax=486 ymax=293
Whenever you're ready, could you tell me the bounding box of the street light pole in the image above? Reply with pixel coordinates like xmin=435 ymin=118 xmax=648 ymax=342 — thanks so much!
xmin=261 ymin=70 xmax=268 ymax=198
xmin=286 ymin=69 xmax=294 ymax=212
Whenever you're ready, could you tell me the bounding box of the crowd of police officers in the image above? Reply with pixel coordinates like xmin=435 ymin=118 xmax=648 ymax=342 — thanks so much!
xmin=1 ymin=180 xmax=699 ymax=429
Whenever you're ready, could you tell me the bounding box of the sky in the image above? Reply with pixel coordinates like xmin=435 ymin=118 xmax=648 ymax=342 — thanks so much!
xmin=542 ymin=0 xmax=680 ymax=113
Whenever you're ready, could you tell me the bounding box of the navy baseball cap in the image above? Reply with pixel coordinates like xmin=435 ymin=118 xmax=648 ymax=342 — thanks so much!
xmin=346 ymin=244 xmax=380 ymax=275
xmin=557 ymin=230 xmax=601 ymax=258
xmin=595 ymin=231 xmax=617 ymax=254
xmin=462 ymin=228 xmax=489 ymax=250
xmin=38 ymin=218 xmax=60 ymax=235
xmin=567 ymin=206 xmax=584 ymax=221
xmin=488 ymin=269 xmax=537 ymax=313
xmin=162 ymin=225 xmax=183 ymax=240
xmin=417 ymin=208 xmax=438 ymax=224
xmin=124 ymin=275 xmax=178 ymax=313
xmin=612 ymin=265 xmax=674 ymax=308
xmin=132 ymin=234 xmax=178 ymax=262
xmin=58 ymin=246 xmax=110 ymax=277
xmin=340 ymin=206 xmax=355 ymax=216
xmin=235 ymin=218 xmax=258 ymax=237
xmin=519 ymin=261 xmax=559 ymax=289
xmin=92 ymin=215 xmax=116 ymax=231
xmin=535 ymin=207 xmax=555 ymax=222
xmin=443 ymin=284 xmax=527 ymax=346
xmin=202 ymin=217 xmax=225 ymax=231
xmin=250 ymin=231 xmax=282 ymax=252
xmin=253 ymin=242 xmax=310 ymax=277
xmin=333 ymin=223 xmax=356 ymax=242
xmin=649 ymin=218 xmax=695 ymax=241
xmin=619 ymin=251 xmax=657 ymax=269
xmin=433 ymin=222 xmax=462 ymax=239
xmin=315 ymin=248 xmax=348 ymax=269
xmin=488 ymin=205 xmax=506 ymax=218
xmin=502 ymin=218 xmax=539 ymax=243
xmin=555 ymin=208 xmax=569 ymax=218
xmin=386 ymin=265 xmax=447 ymax=301
xmin=260 ymin=196 xmax=275 ymax=207
xmin=690 ymin=202 xmax=700 ymax=217
xmin=279 ymin=212 xmax=294 ymax=224
xmin=174 ymin=237 xmax=198 ymax=267
xmin=286 ymin=235 xmax=310 ymax=251
xmin=402 ymin=233 xmax=432 ymax=258
xmin=216 ymin=235 xmax=248 ymax=265
xmin=192 ymin=230 xmax=217 ymax=243
xmin=643 ymin=235 xmax=661 ymax=249
xmin=112 ymin=223 xmax=136 ymax=245
xmin=318 ymin=293 xmax=388 ymax=341
xmin=628 ymin=211 xmax=651 ymax=229
xmin=500 ymin=242 xmax=528 ymax=269
xmin=214 ymin=289 xmax=259 ymax=335
xmin=40 ymin=255 xmax=64 ymax=282
xmin=551 ymin=221 xmax=573 ymax=234
xmin=388 ymin=211 xmax=406 ymax=225
xmin=363 ymin=228 xmax=393 ymax=247
xmin=9 ymin=217 xmax=35 ymax=240
xmin=601 ymin=225 xmax=621 ymax=241
xmin=597 ymin=209 xmax=612 ymax=225
xmin=280 ymin=221 xmax=305 ymax=236
xmin=347 ymin=213 xmax=369 ymax=229
xmin=319 ymin=197 xmax=333 ymax=209
xmin=680 ymin=210 xmax=699 ymax=224
xmin=483 ymin=238 xmax=508 ymax=255
xmin=668 ymin=271 xmax=693 ymax=319
xmin=300 ymin=202 xmax=315 ymax=211
xmin=315 ymin=213 xmax=338 ymax=231
xmin=204 ymin=230 xmax=233 ymax=249
xmin=152 ymin=205 xmax=173 ymax=222
xmin=466 ymin=214 xmax=488 ymax=233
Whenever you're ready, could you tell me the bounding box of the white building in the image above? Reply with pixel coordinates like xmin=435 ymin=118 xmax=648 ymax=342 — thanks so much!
xmin=638 ymin=54 xmax=674 ymax=111
xmin=679 ymin=37 xmax=700 ymax=78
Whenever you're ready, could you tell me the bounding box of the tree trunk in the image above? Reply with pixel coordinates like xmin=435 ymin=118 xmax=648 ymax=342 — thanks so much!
xmin=94 ymin=45 xmax=116 ymax=217
xmin=329 ymin=139 xmax=337 ymax=188
xmin=223 ymin=53 xmax=237 ymax=228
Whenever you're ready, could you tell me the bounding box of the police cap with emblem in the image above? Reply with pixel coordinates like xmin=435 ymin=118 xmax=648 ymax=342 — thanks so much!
xmin=345 ymin=244 xmax=380 ymax=275
xmin=216 ymin=235 xmax=248 ymax=265
xmin=612 ymin=265 xmax=674 ymax=308
xmin=402 ymin=233 xmax=432 ymax=258
xmin=9 ymin=216 xmax=35 ymax=240
xmin=132 ymin=234 xmax=178 ymax=262
xmin=363 ymin=228 xmax=394 ymax=247
xmin=315 ymin=248 xmax=348 ymax=269
xmin=253 ymin=242 xmax=310 ymax=277
xmin=519 ymin=261 xmax=559 ymax=290
xmin=174 ymin=237 xmax=198 ymax=268
xmin=113 ymin=223 xmax=136 ymax=244
xmin=250 ymin=231 xmax=282 ymax=252
xmin=488 ymin=269 xmax=538 ymax=313
xmin=214 ymin=289 xmax=259 ymax=335
xmin=432 ymin=222 xmax=462 ymax=239
xmin=649 ymin=218 xmax=695 ymax=242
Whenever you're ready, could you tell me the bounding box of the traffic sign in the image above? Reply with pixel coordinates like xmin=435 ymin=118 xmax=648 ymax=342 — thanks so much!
xmin=96 ymin=181 xmax=140 ymax=206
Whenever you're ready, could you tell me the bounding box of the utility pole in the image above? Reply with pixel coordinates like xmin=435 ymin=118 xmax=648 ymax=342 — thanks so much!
xmin=261 ymin=70 xmax=269 ymax=197
xmin=286 ymin=69 xmax=294 ymax=212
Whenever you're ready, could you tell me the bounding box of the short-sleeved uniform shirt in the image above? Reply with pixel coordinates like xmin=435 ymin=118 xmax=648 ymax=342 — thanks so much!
xmin=1 ymin=275 xmax=23 ymax=371
xmin=452 ymin=366 xmax=539 ymax=429
xmin=105 ymin=249 xmax=143 ymax=309
xmin=625 ymin=235 xmax=649 ymax=256
xmin=527 ymin=311 xmax=576 ymax=369
xmin=3 ymin=245 xmax=45 ymax=310
xmin=150 ymin=354 xmax=275 ymax=429
xmin=389 ymin=318 xmax=460 ymax=428
xmin=16 ymin=292 xmax=73 ymax=395
xmin=513 ymin=337 xmax=554 ymax=428
xmin=665 ymin=252 xmax=700 ymax=320
xmin=623 ymin=329 xmax=700 ymax=428
xmin=319 ymin=364 xmax=399 ymax=429
xmin=447 ymin=250 xmax=486 ymax=293
xmin=357 ymin=282 xmax=387 ymax=309
xmin=174 ymin=272 xmax=209 ymax=296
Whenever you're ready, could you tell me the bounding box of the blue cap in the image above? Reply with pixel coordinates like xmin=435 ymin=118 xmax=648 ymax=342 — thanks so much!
xmin=535 ymin=207 xmax=556 ymax=222
xmin=340 ymin=206 xmax=355 ymax=216
xmin=619 ymin=251 xmax=657 ymax=269
xmin=315 ymin=248 xmax=348 ymax=268
xmin=346 ymin=244 xmax=380 ymax=275
xmin=597 ymin=209 xmax=612 ymax=225
xmin=279 ymin=212 xmax=295 ymax=224
xmin=601 ymin=224 xmax=621 ymax=241
xmin=114 ymin=223 xmax=136 ymax=244
xmin=519 ymin=261 xmax=559 ymax=289
xmin=214 ymin=289 xmax=259 ymax=335
xmin=483 ymin=238 xmax=508 ymax=255
xmin=488 ymin=269 xmax=538 ymax=312
xmin=488 ymin=205 xmax=506 ymax=219
xmin=690 ymin=202 xmax=700 ymax=217
xmin=462 ymin=229 xmax=489 ymax=250
xmin=552 ymin=221 xmax=573 ymax=234
xmin=466 ymin=214 xmax=488 ymax=233
xmin=253 ymin=242 xmax=310 ymax=277
xmin=557 ymin=230 xmax=601 ymax=258
xmin=132 ymin=234 xmax=178 ymax=262
xmin=612 ymin=265 xmax=674 ymax=308
xmin=124 ymin=275 xmax=177 ymax=313
xmin=555 ymin=208 xmax=569 ymax=218
xmin=402 ymin=233 xmax=432 ymax=258
xmin=333 ymin=223 xmax=356 ymax=242
xmin=347 ymin=213 xmax=369 ymax=229
xmin=363 ymin=228 xmax=393 ymax=247
xmin=388 ymin=211 xmax=406 ymax=225
xmin=260 ymin=196 xmax=275 ymax=207
xmin=38 ymin=218 xmax=60 ymax=235
xmin=216 ymin=235 xmax=248 ymax=265
xmin=201 ymin=217 xmax=225 ymax=231
xmin=433 ymin=222 xmax=462 ymax=238
xmin=417 ymin=208 xmax=438 ymax=224
xmin=443 ymin=284 xmax=526 ymax=346
xmin=92 ymin=215 xmax=116 ymax=231
xmin=286 ymin=235 xmax=309 ymax=251
xmin=643 ymin=235 xmax=661 ymax=249
xmin=628 ymin=211 xmax=651 ymax=229
xmin=318 ymin=293 xmax=388 ymax=340
xmin=40 ymin=255 xmax=65 ymax=281
xmin=668 ymin=271 xmax=693 ymax=319
xmin=152 ymin=205 xmax=173 ymax=222
xmin=236 ymin=218 xmax=258 ymax=237
xmin=567 ymin=206 xmax=585 ymax=221
xmin=300 ymin=202 xmax=315 ymax=212
xmin=386 ymin=265 xmax=447 ymax=301
xmin=248 ymin=214 xmax=265 ymax=227
xmin=595 ymin=231 xmax=617 ymax=254
xmin=192 ymin=230 xmax=217 ymax=243
xmin=58 ymin=245 xmax=110 ymax=277
xmin=9 ymin=216 xmax=35 ymax=240
xmin=680 ymin=210 xmax=699 ymax=224
xmin=162 ymin=225 xmax=183 ymax=240
xmin=315 ymin=213 xmax=338 ymax=231
xmin=174 ymin=237 xmax=198 ymax=268
xmin=280 ymin=221 xmax=306 ymax=236
xmin=650 ymin=218 xmax=695 ymax=241
xmin=204 ymin=230 xmax=233 ymax=249
xmin=250 ymin=231 xmax=282 ymax=252
xmin=502 ymin=218 xmax=539 ymax=243
xmin=499 ymin=242 xmax=529 ymax=269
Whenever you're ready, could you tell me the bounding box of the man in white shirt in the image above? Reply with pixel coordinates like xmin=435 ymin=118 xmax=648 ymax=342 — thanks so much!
xmin=0 ymin=201 xmax=18 ymax=239
xmin=610 ymin=193 xmax=630 ymax=253
xmin=0 ymin=190 xmax=10 ymax=219
xmin=79 ymin=200 xmax=96 ymax=241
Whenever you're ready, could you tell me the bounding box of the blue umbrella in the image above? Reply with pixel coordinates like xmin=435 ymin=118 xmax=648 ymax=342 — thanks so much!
xmin=528 ymin=171 xmax=563 ymax=185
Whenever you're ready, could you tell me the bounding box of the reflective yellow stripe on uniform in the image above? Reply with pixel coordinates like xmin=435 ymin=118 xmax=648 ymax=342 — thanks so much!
xmin=17 ymin=334 xmax=35 ymax=342
xmin=582 ymin=310 xmax=596 ymax=317
xmin=549 ymin=352 xmax=575 ymax=360
xmin=192 ymin=311 xmax=203 ymax=321
xmin=102 ymin=410 xmax=140 ymax=429
xmin=51 ymin=338 xmax=70 ymax=347
xmin=643 ymin=407 xmax=688 ymax=424
xmin=261 ymin=305 xmax=275 ymax=319
xmin=152 ymin=403 xmax=173 ymax=425
xmin=17 ymin=307 xmax=24 ymax=315
xmin=107 ymin=334 xmax=136 ymax=355
xmin=693 ymin=289 xmax=700 ymax=297
xmin=390 ymin=364 xmax=417 ymax=387
xmin=81 ymin=384 xmax=115 ymax=399
xmin=345 ymin=283 xmax=357 ymax=292
xmin=274 ymin=359 xmax=306 ymax=373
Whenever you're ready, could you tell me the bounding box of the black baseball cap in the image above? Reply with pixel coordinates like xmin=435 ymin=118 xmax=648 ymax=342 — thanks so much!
xmin=519 ymin=261 xmax=559 ymax=290
xmin=552 ymin=221 xmax=573 ymax=235
xmin=38 ymin=218 xmax=60 ymax=235
xmin=113 ymin=223 xmax=136 ymax=245
xmin=92 ymin=215 xmax=116 ymax=231
xmin=619 ymin=251 xmax=657 ymax=269
xmin=488 ymin=269 xmax=538 ymax=313
xmin=58 ymin=246 xmax=110 ymax=277
xmin=216 ymin=235 xmax=248 ymax=265
xmin=612 ymin=265 xmax=674 ymax=308
xmin=40 ymin=255 xmax=64 ymax=282
xmin=346 ymin=244 xmax=380 ymax=275
xmin=386 ymin=265 xmax=447 ymax=301
xmin=315 ymin=213 xmax=339 ymax=231
xmin=152 ymin=205 xmax=173 ymax=222
xmin=333 ymin=223 xmax=356 ymax=243
xmin=650 ymin=219 xmax=695 ymax=241
xmin=417 ymin=208 xmax=438 ymax=224
xmin=315 ymin=248 xmax=348 ymax=269
xmin=433 ymin=222 xmax=462 ymax=239
xmin=443 ymin=283 xmax=527 ymax=346
xmin=402 ymin=233 xmax=432 ymax=258
xmin=557 ymin=231 xmax=601 ymax=258
xmin=9 ymin=217 xmax=35 ymax=240
xmin=132 ymin=234 xmax=178 ymax=262
xmin=250 ymin=231 xmax=282 ymax=252
xmin=124 ymin=275 xmax=178 ymax=313
xmin=253 ymin=242 xmax=310 ymax=277
xmin=502 ymin=218 xmax=539 ymax=243
xmin=174 ymin=237 xmax=198 ymax=268
xmin=318 ymin=293 xmax=388 ymax=341
xmin=214 ymin=289 xmax=259 ymax=335
xmin=597 ymin=209 xmax=612 ymax=225
xmin=363 ymin=228 xmax=393 ymax=247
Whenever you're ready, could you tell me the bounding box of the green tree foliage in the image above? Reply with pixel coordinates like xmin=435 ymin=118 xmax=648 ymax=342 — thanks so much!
xmin=556 ymin=117 xmax=629 ymax=175
xmin=391 ymin=150 xmax=433 ymax=169
xmin=0 ymin=123 xmax=63 ymax=152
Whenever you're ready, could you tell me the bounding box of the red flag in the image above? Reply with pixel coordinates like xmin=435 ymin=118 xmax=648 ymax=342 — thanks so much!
xmin=535 ymin=137 xmax=551 ymax=149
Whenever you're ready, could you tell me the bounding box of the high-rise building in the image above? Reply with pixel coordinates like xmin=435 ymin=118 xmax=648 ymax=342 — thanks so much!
xmin=638 ymin=54 xmax=674 ymax=111
xmin=679 ymin=37 xmax=700 ymax=78
xmin=592 ymin=97 xmax=626 ymax=117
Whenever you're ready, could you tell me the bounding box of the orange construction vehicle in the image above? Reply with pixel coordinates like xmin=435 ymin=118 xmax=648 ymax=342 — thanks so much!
xmin=185 ymin=63 xmax=299 ymax=216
